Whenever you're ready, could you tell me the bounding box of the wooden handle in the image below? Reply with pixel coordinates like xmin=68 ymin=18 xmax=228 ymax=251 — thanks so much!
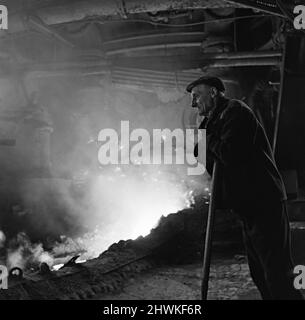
xmin=201 ymin=161 xmax=220 ymax=300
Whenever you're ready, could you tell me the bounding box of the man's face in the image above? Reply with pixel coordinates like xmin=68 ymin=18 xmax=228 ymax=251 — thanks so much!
xmin=191 ymin=84 xmax=214 ymax=117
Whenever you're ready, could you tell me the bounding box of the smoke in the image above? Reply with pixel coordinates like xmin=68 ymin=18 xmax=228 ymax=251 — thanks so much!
xmin=49 ymin=85 xmax=204 ymax=258
xmin=0 ymin=76 xmax=207 ymax=268
xmin=6 ymin=233 xmax=53 ymax=270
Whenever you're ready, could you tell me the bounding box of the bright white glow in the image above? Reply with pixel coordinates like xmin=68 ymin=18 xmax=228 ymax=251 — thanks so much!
xmin=52 ymin=264 xmax=64 ymax=271
xmin=75 ymin=259 xmax=87 ymax=264
xmin=92 ymin=170 xmax=191 ymax=239
xmin=63 ymin=167 xmax=195 ymax=259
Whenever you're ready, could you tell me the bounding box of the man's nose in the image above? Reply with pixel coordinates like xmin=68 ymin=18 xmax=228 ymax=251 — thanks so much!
xmin=192 ymin=98 xmax=197 ymax=108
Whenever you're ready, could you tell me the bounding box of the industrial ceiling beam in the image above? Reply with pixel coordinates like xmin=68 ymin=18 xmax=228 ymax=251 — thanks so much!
xmin=225 ymin=0 xmax=283 ymax=16
xmin=0 ymin=0 xmax=240 ymax=36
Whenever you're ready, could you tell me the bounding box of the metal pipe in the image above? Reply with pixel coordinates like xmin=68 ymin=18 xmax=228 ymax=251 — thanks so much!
xmin=113 ymin=75 xmax=178 ymax=85
xmin=114 ymin=78 xmax=175 ymax=86
xmin=17 ymin=57 xmax=280 ymax=80
xmin=107 ymin=43 xmax=203 ymax=55
xmin=20 ymin=51 xmax=280 ymax=71
xmin=201 ymin=50 xmax=282 ymax=59
xmin=272 ymin=36 xmax=287 ymax=153
xmin=113 ymin=56 xmax=281 ymax=70
xmin=206 ymin=57 xmax=280 ymax=67
xmin=107 ymin=42 xmax=282 ymax=57
xmin=11 ymin=49 xmax=281 ymax=80
xmin=104 ymin=32 xmax=207 ymax=51
xmin=114 ymin=70 xmax=180 ymax=81
xmin=113 ymin=68 xmax=239 ymax=85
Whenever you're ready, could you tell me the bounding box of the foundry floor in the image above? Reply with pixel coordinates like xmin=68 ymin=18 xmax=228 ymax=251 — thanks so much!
xmin=98 ymin=257 xmax=261 ymax=300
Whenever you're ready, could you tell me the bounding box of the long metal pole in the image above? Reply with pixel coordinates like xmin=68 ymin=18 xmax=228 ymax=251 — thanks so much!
xmin=272 ymin=35 xmax=286 ymax=153
xmin=201 ymin=161 xmax=220 ymax=300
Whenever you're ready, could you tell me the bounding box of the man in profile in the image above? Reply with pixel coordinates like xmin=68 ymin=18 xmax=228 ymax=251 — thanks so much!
xmin=187 ymin=76 xmax=303 ymax=300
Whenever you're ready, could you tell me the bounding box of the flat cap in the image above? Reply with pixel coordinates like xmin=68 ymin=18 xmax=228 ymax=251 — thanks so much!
xmin=186 ymin=76 xmax=225 ymax=93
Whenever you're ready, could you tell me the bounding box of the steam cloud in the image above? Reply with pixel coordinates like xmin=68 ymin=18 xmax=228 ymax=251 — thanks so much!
xmin=0 ymin=76 xmax=206 ymax=269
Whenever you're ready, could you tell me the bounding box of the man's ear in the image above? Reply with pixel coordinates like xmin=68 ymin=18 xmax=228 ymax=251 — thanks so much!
xmin=210 ymin=87 xmax=217 ymax=98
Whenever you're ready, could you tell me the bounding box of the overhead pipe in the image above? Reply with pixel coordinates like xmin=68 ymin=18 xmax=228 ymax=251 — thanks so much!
xmin=105 ymin=39 xmax=283 ymax=57
xmin=18 ymin=58 xmax=280 ymax=81
xmin=103 ymin=32 xmax=207 ymax=52
xmin=107 ymin=45 xmax=282 ymax=57
xmin=0 ymin=48 xmax=280 ymax=80
xmin=205 ymin=57 xmax=280 ymax=67
xmin=107 ymin=43 xmax=203 ymax=55
xmin=18 ymin=50 xmax=281 ymax=71
xmin=112 ymin=55 xmax=281 ymax=70
xmin=201 ymin=50 xmax=282 ymax=59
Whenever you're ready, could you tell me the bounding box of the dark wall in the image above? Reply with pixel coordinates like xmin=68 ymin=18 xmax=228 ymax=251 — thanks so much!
xmin=275 ymin=34 xmax=305 ymax=172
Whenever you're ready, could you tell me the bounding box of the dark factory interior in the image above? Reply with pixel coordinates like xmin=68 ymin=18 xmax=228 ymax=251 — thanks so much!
xmin=0 ymin=0 xmax=305 ymax=300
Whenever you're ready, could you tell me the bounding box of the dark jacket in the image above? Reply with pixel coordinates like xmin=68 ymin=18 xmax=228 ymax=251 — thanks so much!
xmin=196 ymin=96 xmax=287 ymax=211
